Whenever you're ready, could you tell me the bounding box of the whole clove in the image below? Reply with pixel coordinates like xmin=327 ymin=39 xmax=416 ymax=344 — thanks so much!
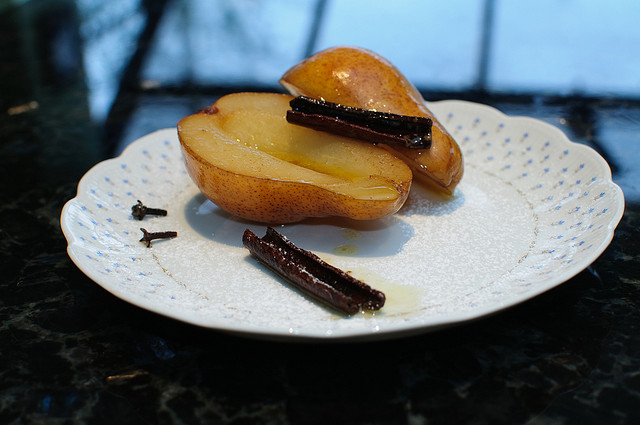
xmin=243 ymin=227 xmax=385 ymax=315
xmin=287 ymin=95 xmax=432 ymax=149
xmin=139 ymin=228 xmax=177 ymax=247
xmin=131 ymin=200 xmax=168 ymax=220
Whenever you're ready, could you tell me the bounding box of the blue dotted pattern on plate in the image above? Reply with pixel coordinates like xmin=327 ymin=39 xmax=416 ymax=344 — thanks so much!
xmin=63 ymin=130 xmax=191 ymax=304
xmin=439 ymin=101 xmax=623 ymax=291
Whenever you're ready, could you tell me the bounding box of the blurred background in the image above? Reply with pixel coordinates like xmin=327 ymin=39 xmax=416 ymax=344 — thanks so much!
xmin=1 ymin=0 xmax=639 ymax=198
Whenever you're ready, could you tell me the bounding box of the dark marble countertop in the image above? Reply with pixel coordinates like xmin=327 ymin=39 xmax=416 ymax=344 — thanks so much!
xmin=2 ymin=1 xmax=639 ymax=424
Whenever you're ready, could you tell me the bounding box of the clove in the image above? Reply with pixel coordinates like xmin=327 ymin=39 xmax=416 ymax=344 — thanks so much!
xmin=139 ymin=228 xmax=177 ymax=247
xmin=131 ymin=200 xmax=168 ymax=220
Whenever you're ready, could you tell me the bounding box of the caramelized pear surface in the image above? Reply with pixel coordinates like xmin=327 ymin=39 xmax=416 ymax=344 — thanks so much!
xmin=177 ymin=92 xmax=413 ymax=223
xmin=280 ymin=46 xmax=463 ymax=194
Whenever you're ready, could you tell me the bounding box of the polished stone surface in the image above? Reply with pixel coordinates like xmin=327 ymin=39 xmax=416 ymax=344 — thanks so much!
xmin=2 ymin=1 xmax=639 ymax=424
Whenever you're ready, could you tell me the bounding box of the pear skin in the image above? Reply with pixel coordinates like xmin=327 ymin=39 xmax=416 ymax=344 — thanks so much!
xmin=280 ymin=46 xmax=463 ymax=194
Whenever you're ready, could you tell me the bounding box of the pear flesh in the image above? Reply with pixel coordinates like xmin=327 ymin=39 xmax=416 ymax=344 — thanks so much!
xmin=177 ymin=92 xmax=413 ymax=223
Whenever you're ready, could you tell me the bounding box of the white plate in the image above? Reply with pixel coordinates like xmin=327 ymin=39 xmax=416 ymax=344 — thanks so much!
xmin=61 ymin=100 xmax=625 ymax=341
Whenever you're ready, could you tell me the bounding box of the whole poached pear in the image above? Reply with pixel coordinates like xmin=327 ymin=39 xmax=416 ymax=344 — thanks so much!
xmin=280 ymin=46 xmax=463 ymax=195
xmin=178 ymin=46 xmax=463 ymax=224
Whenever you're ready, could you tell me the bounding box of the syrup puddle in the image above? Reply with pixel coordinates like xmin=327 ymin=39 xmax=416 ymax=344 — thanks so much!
xmin=336 ymin=267 xmax=422 ymax=319
xmin=333 ymin=244 xmax=359 ymax=256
